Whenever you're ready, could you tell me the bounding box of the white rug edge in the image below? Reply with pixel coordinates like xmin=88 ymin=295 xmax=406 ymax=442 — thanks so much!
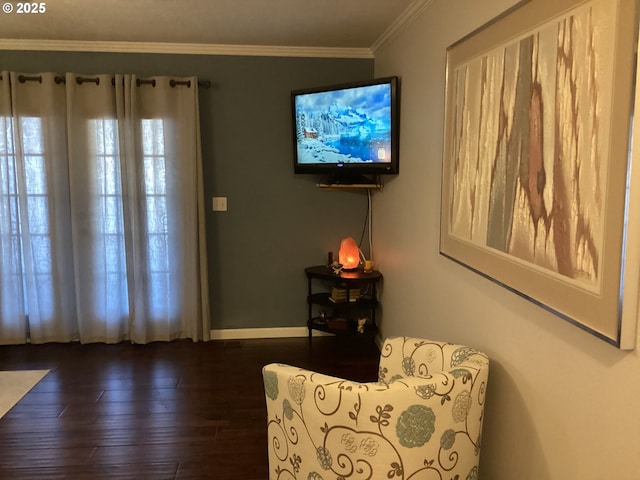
xmin=0 ymin=369 xmax=50 ymax=419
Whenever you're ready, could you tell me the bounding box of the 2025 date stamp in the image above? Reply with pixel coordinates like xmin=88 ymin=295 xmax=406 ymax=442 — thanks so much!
xmin=3 ymin=2 xmax=47 ymax=14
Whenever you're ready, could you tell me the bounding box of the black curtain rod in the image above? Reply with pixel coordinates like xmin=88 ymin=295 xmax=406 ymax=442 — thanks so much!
xmin=0 ymin=74 xmax=211 ymax=89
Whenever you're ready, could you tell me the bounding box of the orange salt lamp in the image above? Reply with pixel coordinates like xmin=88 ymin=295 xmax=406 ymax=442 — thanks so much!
xmin=339 ymin=237 xmax=360 ymax=270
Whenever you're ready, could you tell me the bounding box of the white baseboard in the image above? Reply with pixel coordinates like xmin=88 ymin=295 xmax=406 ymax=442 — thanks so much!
xmin=209 ymin=327 xmax=333 ymax=340
xmin=209 ymin=327 xmax=383 ymax=350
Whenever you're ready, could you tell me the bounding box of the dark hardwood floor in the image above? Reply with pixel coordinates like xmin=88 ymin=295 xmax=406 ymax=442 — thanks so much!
xmin=0 ymin=336 xmax=380 ymax=479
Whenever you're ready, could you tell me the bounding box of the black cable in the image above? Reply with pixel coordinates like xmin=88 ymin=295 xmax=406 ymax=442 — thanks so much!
xmin=358 ymin=190 xmax=370 ymax=257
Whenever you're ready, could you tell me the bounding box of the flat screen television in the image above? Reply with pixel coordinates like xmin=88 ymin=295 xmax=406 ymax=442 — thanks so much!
xmin=291 ymin=76 xmax=399 ymax=182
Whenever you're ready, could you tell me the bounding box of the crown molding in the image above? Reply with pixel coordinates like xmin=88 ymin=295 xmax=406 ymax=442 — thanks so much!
xmin=0 ymin=39 xmax=374 ymax=59
xmin=371 ymin=0 xmax=435 ymax=54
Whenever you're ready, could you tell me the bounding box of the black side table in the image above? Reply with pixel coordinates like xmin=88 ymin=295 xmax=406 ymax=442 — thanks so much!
xmin=305 ymin=265 xmax=383 ymax=341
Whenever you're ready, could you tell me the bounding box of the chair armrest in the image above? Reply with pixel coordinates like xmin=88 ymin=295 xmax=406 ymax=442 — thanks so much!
xmin=263 ymin=363 xmax=487 ymax=480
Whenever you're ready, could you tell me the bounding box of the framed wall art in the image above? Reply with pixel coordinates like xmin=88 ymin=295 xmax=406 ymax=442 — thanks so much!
xmin=440 ymin=0 xmax=638 ymax=348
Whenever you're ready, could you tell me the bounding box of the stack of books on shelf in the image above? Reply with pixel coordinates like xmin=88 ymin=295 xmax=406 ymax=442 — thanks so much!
xmin=330 ymin=287 xmax=360 ymax=303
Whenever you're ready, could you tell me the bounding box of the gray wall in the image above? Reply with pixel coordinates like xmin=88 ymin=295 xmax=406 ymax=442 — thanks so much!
xmin=0 ymin=50 xmax=374 ymax=330
xmin=373 ymin=0 xmax=640 ymax=478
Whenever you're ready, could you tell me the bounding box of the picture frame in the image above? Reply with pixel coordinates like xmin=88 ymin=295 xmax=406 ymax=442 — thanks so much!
xmin=440 ymin=0 xmax=638 ymax=348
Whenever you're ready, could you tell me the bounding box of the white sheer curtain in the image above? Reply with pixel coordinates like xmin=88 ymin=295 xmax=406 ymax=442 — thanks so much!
xmin=0 ymin=71 xmax=210 ymax=344
xmin=0 ymin=72 xmax=77 ymax=343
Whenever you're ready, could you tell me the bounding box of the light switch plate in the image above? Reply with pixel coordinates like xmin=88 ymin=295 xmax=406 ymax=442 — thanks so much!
xmin=212 ymin=197 xmax=227 ymax=211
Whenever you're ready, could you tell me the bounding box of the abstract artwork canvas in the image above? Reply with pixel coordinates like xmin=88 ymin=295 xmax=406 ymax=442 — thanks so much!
xmin=440 ymin=0 xmax=638 ymax=347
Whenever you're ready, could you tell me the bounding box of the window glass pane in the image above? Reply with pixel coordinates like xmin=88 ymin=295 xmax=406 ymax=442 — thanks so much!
xmin=26 ymin=196 xmax=49 ymax=234
xmin=24 ymin=155 xmax=46 ymax=195
xmin=143 ymin=120 xmax=166 ymax=195
xmin=89 ymin=118 xmax=125 ymax=239
xmin=104 ymin=156 xmax=119 ymax=195
xmin=21 ymin=117 xmax=44 ymax=154
xmin=0 ymin=117 xmax=14 ymax=154
xmin=88 ymin=118 xmax=129 ymax=321
xmin=93 ymin=119 xmax=118 ymax=156
xmin=30 ymin=235 xmax=52 ymax=273
xmin=146 ymin=196 xmax=167 ymax=234
xmin=141 ymin=118 xmax=171 ymax=317
xmin=142 ymin=119 xmax=165 ymax=156
xmin=149 ymin=234 xmax=169 ymax=271
xmin=8 ymin=198 xmax=20 ymax=234
xmin=0 ymin=156 xmax=17 ymax=194
xmin=102 ymin=196 xmax=122 ymax=234
xmin=0 ymin=117 xmax=52 ymax=320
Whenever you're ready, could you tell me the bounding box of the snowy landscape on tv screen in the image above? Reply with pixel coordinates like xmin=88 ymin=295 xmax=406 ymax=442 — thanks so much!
xmin=294 ymin=83 xmax=392 ymax=165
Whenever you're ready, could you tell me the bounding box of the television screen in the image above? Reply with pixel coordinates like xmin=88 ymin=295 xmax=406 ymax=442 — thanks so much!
xmin=292 ymin=76 xmax=398 ymax=179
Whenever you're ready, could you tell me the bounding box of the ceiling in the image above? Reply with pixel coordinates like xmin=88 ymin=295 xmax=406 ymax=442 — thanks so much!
xmin=0 ymin=0 xmax=428 ymax=56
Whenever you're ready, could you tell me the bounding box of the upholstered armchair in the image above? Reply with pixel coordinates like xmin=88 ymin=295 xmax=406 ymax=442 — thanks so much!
xmin=262 ymin=336 xmax=489 ymax=480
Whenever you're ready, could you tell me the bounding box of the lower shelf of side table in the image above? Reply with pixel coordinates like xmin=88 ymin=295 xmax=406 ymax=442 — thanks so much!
xmin=305 ymin=265 xmax=382 ymax=343
xmin=308 ymin=317 xmax=378 ymax=338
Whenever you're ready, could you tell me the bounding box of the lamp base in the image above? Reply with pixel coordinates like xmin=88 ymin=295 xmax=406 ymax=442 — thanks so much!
xmin=341 ymin=266 xmax=360 ymax=272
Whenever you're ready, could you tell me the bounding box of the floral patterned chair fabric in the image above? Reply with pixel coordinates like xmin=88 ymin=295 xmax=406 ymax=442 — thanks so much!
xmin=262 ymin=336 xmax=489 ymax=480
